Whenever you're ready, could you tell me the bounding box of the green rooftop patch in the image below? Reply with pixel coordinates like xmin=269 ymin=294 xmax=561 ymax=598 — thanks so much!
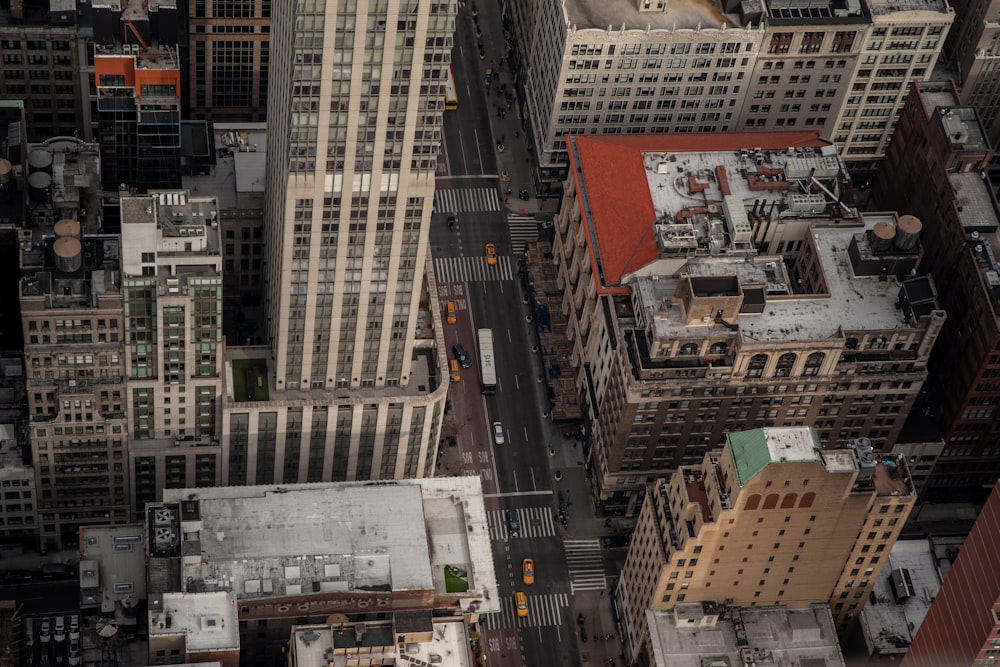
xmin=232 ymin=358 xmax=269 ymax=402
xmin=443 ymin=565 xmax=469 ymax=593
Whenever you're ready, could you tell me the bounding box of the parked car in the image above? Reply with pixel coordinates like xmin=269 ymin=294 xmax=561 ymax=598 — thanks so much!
xmin=69 ymin=615 xmax=79 ymax=640
xmin=39 ymin=619 xmax=50 ymax=643
xmin=2 ymin=569 xmax=34 ymax=583
xmin=54 ymin=615 xmax=65 ymax=642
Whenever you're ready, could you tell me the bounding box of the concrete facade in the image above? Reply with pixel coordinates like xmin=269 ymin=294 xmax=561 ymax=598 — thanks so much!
xmin=870 ymin=81 xmax=1000 ymax=504
xmin=553 ymin=133 xmax=944 ymax=516
xmin=505 ymin=0 xmax=950 ymax=191
xmin=120 ymin=189 xmax=225 ymax=518
xmin=257 ymin=0 xmax=455 ymax=481
xmin=616 ymin=426 xmax=915 ymax=664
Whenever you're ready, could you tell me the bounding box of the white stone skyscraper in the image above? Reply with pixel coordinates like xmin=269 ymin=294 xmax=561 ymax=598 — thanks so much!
xmin=218 ymin=0 xmax=454 ymax=485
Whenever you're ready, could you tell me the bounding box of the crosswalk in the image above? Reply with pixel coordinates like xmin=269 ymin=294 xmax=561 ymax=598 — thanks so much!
xmin=435 ymin=187 xmax=502 ymax=214
xmin=481 ymin=593 xmax=569 ymax=629
xmin=434 ymin=256 xmax=515 ymax=283
xmin=487 ymin=507 xmax=556 ymax=541
xmin=508 ymin=214 xmax=538 ymax=256
xmin=564 ymin=538 xmax=607 ymax=593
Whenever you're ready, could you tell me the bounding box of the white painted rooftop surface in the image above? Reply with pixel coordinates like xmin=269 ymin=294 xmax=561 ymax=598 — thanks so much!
xmin=290 ymin=619 xmax=471 ymax=667
xmin=866 ymin=0 xmax=949 ymax=15
xmin=648 ymin=604 xmax=845 ymax=667
xmin=763 ymin=427 xmax=821 ymax=463
xmin=150 ymin=591 xmax=239 ymax=654
xmin=858 ymin=540 xmax=945 ymax=655
xmin=563 ymin=0 xmax=745 ymax=32
xmin=738 ymin=223 xmax=911 ymax=342
xmin=163 ymin=478 xmax=497 ymax=610
xmin=643 ymin=147 xmax=851 ymax=244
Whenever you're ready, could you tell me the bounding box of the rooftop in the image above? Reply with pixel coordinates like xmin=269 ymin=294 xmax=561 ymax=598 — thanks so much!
xmin=120 ymin=189 xmax=221 ymax=281
xmin=290 ymin=618 xmax=471 ymax=667
xmin=182 ymin=124 xmax=269 ymax=207
xmin=79 ymin=524 xmax=148 ymax=618
xmin=566 ymin=133 xmax=843 ymax=292
xmin=160 ymin=478 xmax=497 ymax=610
xmin=149 ymin=591 xmax=239 ymax=654
xmin=563 ymin=0 xmax=745 ymax=32
xmin=866 ymin=0 xmax=951 ymax=16
xmin=858 ymin=539 xmax=945 ymax=654
xmin=728 ymin=427 xmax=823 ymax=485
xmin=648 ymin=603 xmax=845 ymax=667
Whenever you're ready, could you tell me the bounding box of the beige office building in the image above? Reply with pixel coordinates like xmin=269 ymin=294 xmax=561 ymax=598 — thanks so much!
xmin=507 ymin=0 xmax=950 ymax=190
xmin=20 ymin=139 xmax=131 ymax=550
xmin=616 ymin=426 xmax=915 ymax=664
xmin=119 ymin=190 xmax=225 ymax=517
xmin=552 ymin=133 xmax=944 ymax=516
xmin=245 ymin=0 xmax=455 ymax=483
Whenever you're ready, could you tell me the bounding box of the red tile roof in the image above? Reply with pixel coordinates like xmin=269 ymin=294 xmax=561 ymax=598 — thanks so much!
xmin=567 ymin=132 xmax=832 ymax=293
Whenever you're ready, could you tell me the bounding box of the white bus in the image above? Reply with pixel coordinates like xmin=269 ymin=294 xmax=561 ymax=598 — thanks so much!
xmin=478 ymin=328 xmax=496 ymax=394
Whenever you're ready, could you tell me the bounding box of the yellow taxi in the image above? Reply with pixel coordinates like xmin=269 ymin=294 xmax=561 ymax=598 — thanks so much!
xmin=522 ymin=558 xmax=534 ymax=585
xmin=449 ymin=359 xmax=461 ymax=383
xmin=485 ymin=243 xmax=497 ymax=265
xmin=446 ymin=300 xmax=457 ymax=324
xmin=514 ymin=591 xmax=528 ymax=617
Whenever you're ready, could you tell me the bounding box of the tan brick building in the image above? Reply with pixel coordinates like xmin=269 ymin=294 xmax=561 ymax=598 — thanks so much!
xmin=616 ymin=426 xmax=916 ymax=664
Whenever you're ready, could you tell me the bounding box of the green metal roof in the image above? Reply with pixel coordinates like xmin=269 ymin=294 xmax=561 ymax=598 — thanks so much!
xmin=728 ymin=428 xmax=772 ymax=486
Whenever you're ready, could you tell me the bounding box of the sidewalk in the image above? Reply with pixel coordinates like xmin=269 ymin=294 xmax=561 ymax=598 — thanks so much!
xmin=466 ymin=0 xmax=559 ymax=219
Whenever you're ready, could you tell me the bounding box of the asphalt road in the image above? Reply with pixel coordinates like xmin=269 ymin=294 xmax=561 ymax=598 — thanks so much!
xmin=433 ymin=3 xmax=585 ymax=667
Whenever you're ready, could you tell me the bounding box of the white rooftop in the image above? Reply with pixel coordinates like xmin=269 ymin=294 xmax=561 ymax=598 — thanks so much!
xmin=858 ymin=540 xmax=946 ymax=655
xmin=738 ymin=223 xmax=913 ymax=342
xmin=291 ymin=618 xmax=472 ymax=667
xmin=763 ymin=427 xmax=822 ymax=463
xmin=865 ymin=0 xmax=950 ymax=16
xmin=163 ymin=478 xmax=497 ymax=610
xmin=150 ymin=591 xmax=239 ymax=654
xmin=563 ymin=0 xmax=746 ymax=32
xmin=648 ymin=604 xmax=845 ymax=667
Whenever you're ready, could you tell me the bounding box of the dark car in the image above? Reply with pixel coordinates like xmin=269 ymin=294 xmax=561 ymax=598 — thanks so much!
xmin=453 ymin=343 xmax=471 ymax=368
xmin=2 ymin=570 xmax=34 ymax=583
xmin=601 ymin=535 xmax=632 ymax=548
xmin=507 ymin=509 xmax=521 ymax=535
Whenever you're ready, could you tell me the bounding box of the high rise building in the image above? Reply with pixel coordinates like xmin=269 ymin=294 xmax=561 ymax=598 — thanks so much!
xmin=185 ymin=0 xmax=270 ymax=123
xmin=615 ymin=426 xmax=916 ymax=664
xmin=0 ymin=0 xmax=93 ymax=143
xmin=119 ymin=189 xmax=224 ymax=518
xmin=503 ymin=0 xmax=950 ymax=193
xmin=946 ymin=0 xmax=1000 ymax=155
xmin=18 ymin=138 xmax=131 ymax=550
xmin=870 ymin=81 xmax=1000 ymax=504
xmin=92 ymin=0 xmax=183 ymax=198
xmin=901 ymin=480 xmax=1000 ymax=667
xmin=552 ymin=133 xmax=944 ymax=516
xmin=228 ymin=0 xmax=455 ymax=484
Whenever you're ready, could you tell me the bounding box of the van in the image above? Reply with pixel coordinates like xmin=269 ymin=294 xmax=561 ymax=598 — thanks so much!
xmin=446 ymin=301 xmax=457 ymax=325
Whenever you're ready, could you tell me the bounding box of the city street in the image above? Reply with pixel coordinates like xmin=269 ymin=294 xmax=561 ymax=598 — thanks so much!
xmin=432 ymin=2 xmax=624 ymax=667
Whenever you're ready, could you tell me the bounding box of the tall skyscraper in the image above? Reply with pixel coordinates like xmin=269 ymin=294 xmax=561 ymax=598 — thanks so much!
xmin=119 ymin=189 xmax=225 ymax=517
xmin=870 ymin=81 xmax=1000 ymax=504
xmin=616 ymin=426 xmax=916 ymax=664
xmin=901 ymin=480 xmax=1000 ymax=667
xmin=219 ymin=0 xmax=454 ymax=484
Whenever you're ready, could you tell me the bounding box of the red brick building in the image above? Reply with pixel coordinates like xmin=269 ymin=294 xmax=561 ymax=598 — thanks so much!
xmin=901 ymin=480 xmax=1000 ymax=667
xmin=870 ymin=81 xmax=1000 ymax=503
